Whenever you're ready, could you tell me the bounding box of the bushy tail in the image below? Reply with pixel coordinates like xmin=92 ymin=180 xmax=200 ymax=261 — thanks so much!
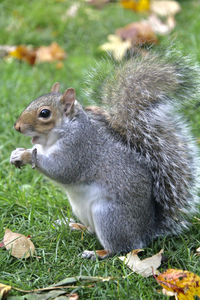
xmin=98 ymin=51 xmax=200 ymax=234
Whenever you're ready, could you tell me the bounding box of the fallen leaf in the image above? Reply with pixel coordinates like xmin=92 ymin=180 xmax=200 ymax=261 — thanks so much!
xmin=62 ymin=3 xmax=80 ymax=20
xmin=116 ymin=21 xmax=158 ymax=45
xmin=9 ymin=45 xmax=36 ymax=65
xmin=196 ymin=247 xmax=200 ymax=254
xmin=0 ymin=283 xmax=11 ymax=300
xmin=156 ymin=269 xmax=200 ymax=299
xmin=119 ymin=249 xmax=163 ymax=277
xmin=150 ymin=0 xmax=181 ymax=17
xmin=68 ymin=294 xmax=79 ymax=300
xmin=0 ymin=45 xmax=16 ymax=58
xmin=2 ymin=228 xmax=35 ymax=259
xmin=147 ymin=14 xmax=175 ymax=35
xmin=8 ymin=43 xmax=66 ymax=65
xmin=86 ymin=0 xmax=111 ymax=9
xmin=161 ymin=288 xmax=177 ymax=297
xmin=100 ymin=35 xmax=131 ymax=60
xmin=7 ymin=291 xmax=77 ymax=300
xmin=120 ymin=0 xmax=150 ymax=12
xmin=51 ymin=275 xmax=113 ymax=287
xmin=36 ymin=42 xmax=66 ymax=63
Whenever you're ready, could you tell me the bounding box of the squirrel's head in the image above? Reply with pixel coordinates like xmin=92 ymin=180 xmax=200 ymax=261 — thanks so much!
xmin=14 ymin=82 xmax=80 ymax=146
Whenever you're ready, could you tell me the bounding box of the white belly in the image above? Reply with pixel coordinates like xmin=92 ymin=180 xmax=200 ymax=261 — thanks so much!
xmin=64 ymin=183 xmax=102 ymax=233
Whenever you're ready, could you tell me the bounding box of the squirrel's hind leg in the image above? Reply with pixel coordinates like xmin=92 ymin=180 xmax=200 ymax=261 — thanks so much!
xmin=54 ymin=217 xmax=88 ymax=231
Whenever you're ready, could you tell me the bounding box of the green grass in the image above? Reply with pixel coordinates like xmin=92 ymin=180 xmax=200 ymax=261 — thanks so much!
xmin=0 ymin=0 xmax=200 ymax=299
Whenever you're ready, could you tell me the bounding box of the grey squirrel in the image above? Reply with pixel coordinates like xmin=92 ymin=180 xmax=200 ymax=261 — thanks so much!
xmin=10 ymin=51 xmax=200 ymax=258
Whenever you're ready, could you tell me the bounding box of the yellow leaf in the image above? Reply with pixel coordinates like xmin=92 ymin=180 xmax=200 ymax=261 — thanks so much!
xmin=0 ymin=283 xmax=11 ymax=299
xmin=9 ymin=45 xmax=36 ymax=65
xmin=100 ymin=35 xmax=131 ymax=61
xmin=120 ymin=0 xmax=150 ymax=12
xmin=156 ymin=269 xmax=200 ymax=299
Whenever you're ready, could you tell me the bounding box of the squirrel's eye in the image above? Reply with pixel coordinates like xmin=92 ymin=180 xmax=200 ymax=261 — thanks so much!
xmin=39 ymin=109 xmax=51 ymax=118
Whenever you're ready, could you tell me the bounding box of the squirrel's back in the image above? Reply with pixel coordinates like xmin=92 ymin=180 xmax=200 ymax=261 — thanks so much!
xmin=87 ymin=51 xmax=200 ymax=236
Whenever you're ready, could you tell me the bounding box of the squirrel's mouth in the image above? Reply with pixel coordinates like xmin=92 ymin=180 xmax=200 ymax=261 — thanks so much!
xmin=32 ymin=136 xmax=40 ymax=144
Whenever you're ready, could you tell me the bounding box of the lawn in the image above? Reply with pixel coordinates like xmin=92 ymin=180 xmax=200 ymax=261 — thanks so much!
xmin=0 ymin=0 xmax=200 ymax=299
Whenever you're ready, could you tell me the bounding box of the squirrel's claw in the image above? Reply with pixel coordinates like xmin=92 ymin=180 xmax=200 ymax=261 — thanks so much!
xmin=10 ymin=148 xmax=32 ymax=168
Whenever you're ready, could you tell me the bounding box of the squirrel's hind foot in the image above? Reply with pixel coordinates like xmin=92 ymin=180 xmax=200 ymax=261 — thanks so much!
xmin=81 ymin=249 xmax=110 ymax=260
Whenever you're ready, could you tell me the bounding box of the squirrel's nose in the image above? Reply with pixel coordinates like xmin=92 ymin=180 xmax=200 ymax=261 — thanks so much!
xmin=14 ymin=122 xmax=21 ymax=132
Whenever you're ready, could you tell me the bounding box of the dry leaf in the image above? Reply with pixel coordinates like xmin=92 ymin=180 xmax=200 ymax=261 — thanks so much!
xmin=161 ymin=288 xmax=177 ymax=297
xmin=36 ymin=42 xmax=66 ymax=63
xmin=86 ymin=0 xmax=111 ymax=9
xmin=69 ymin=294 xmax=79 ymax=300
xmin=0 ymin=283 xmax=11 ymax=300
xmin=9 ymin=45 xmax=36 ymax=65
xmin=100 ymin=35 xmax=131 ymax=60
xmin=116 ymin=21 xmax=158 ymax=45
xmin=2 ymin=228 xmax=35 ymax=259
xmin=8 ymin=43 xmax=66 ymax=65
xmin=119 ymin=249 xmax=163 ymax=277
xmin=62 ymin=3 xmax=80 ymax=20
xmin=147 ymin=14 xmax=176 ymax=35
xmin=196 ymin=247 xmax=200 ymax=254
xmin=0 ymin=45 xmax=16 ymax=58
xmin=150 ymin=0 xmax=181 ymax=17
xmin=120 ymin=0 xmax=150 ymax=12
xmin=156 ymin=269 xmax=200 ymax=299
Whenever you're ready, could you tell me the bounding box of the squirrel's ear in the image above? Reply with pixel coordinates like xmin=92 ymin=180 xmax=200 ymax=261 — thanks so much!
xmin=51 ymin=82 xmax=60 ymax=93
xmin=61 ymin=88 xmax=76 ymax=114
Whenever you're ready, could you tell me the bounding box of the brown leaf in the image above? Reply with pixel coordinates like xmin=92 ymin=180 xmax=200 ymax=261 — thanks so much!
xmin=3 ymin=228 xmax=35 ymax=259
xmin=156 ymin=269 xmax=200 ymax=299
xmin=116 ymin=21 xmax=158 ymax=45
xmin=86 ymin=0 xmax=111 ymax=9
xmin=0 ymin=283 xmax=11 ymax=300
xmin=8 ymin=43 xmax=66 ymax=65
xmin=9 ymin=45 xmax=36 ymax=65
xmin=119 ymin=249 xmax=163 ymax=277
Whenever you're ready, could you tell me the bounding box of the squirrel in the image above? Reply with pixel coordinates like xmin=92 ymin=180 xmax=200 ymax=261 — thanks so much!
xmin=10 ymin=51 xmax=200 ymax=259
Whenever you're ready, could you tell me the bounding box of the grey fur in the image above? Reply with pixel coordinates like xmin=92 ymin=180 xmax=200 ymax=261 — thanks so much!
xmin=12 ymin=51 xmax=200 ymax=254
xmin=101 ymin=52 xmax=200 ymax=235
xmin=34 ymin=109 xmax=155 ymax=252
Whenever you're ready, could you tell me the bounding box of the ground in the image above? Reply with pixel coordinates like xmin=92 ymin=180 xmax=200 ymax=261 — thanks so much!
xmin=0 ymin=0 xmax=200 ymax=299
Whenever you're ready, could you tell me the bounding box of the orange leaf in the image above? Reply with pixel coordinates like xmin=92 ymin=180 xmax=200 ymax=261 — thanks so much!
xmin=36 ymin=42 xmax=66 ymax=63
xmin=156 ymin=269 xmax=200 ymax=299
xmin=120 ymin=0 xmax=150 ymax=12
xmin=9 ymin=45 xmax=36 ymax=65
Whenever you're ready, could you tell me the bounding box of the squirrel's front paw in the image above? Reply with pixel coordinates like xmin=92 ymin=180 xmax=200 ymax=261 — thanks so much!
xmin=10 ymin=148 xmax=32 ymax=168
